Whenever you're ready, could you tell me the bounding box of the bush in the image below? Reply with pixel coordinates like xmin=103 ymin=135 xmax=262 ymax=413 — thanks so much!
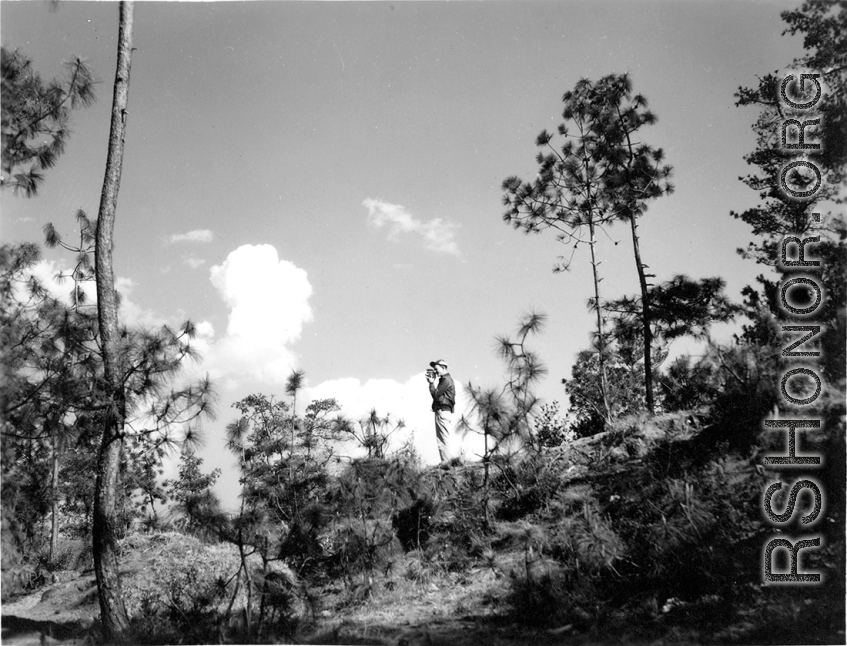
xmin=493 ymin=451 xmax=571 ymax=521
xmin=508 ymin=566 xmax=573 ymax=627
xmin=425 ymin=468 xmax=491 ymax=556
xmin=324 ymin=518 xmax=399 ymax=579
xmin=120 ymin=532 xmax=303 ymax=643
xmin=401 ymin=549 xmax=432 ymax=584
xmin=40 ymin=538 xmax=91 ymax=572
xmin=548 ymin=503 xmax=625 ymax=575
xmin=121 ymin=533 xmax=239 ymax=620
xmin=392 ymin=497 xmax=434 ymax=552
xmin=1 ymin=513 xmax=34 ymax=600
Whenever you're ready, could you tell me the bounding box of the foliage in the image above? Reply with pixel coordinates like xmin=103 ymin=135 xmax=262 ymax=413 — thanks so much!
xmin=339 ymin=408 xmax=405 ymax=460
xmin=1 ymin=210 xmax=214 ymax=626
xmin=324 ymin=517 xmax=398 ymax=582
xmin=391 ymin=497 xmax=435 ymax=552
xmin=165 ymin=451 xmax=221 ymax=534
xmin=493 ymin=451 xmax=572 ymax=520
xmin=565 ymin=275 xmax=739 ymax=435
xmin=1 ymin=241 xmax=97 ymax=556
xmin=227 ymin=391 xmax=343 ymax=529
xmin=122 ymin=534 xmax=235 ymax=621
xmin=1 ymin=509 xmax=35 ymax=600
xmin=418 ymin=466 xmax=491 ymax=573
xmin=215 ymin=384 xmax=355 ymax=639
xmin=532 ymin=401 xmax=574 ymax=449
xmin=549 ymin=502 xmax=625 ymax=575
xmin=728 ymin=10 xmax=845 ymax=604
xmin=606 ymin=275 xmax=739 ymax=362
xmin=120 ymin=532 xmax=302 ymax=644
xmin=1 ymin=46 xmax=97 ymax=197
xmin=563 ymin=346 xmax=646 ymax=438
xmin=502 ymin=73 xmax=674 ymax=415
xmin=494 ymin=311 xmax=549 ymax=445
xmin=506 ymin=500 xmax=625 ymax=628
xmin=732 ymin=0 xmax=846 ymax=389
xmin=327 ymin=456 xmax=419 ymax=579
xmin=458 ymin=312 xmax=549 ymax=529
xmin=657 ymin=355 xmax=721 ymax=413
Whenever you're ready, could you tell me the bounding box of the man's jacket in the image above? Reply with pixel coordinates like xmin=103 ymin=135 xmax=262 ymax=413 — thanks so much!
xmin=430 ymin=374 xmax=455 ymax=413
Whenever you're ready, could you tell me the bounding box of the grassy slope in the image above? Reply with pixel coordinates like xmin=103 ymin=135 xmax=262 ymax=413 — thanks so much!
xmin=2 ymin=413 xmax=844 ymax=645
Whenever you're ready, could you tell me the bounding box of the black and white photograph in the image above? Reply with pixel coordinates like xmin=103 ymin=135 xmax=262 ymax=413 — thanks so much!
xmin=1 ymin=1 xmax=844 ymax=644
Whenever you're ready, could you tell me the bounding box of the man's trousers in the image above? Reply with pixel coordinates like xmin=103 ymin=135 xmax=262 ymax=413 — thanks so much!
xmin=434 ymin=409 xmax=454 ymax=463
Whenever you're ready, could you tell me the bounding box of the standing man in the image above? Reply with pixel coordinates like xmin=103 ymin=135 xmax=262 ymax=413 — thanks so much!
xmin=426 ymin=360 xmax=455 ymax=465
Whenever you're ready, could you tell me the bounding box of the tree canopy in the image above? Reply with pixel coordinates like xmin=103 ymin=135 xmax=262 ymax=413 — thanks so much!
xmin=1 ymin=46 xmax=97 ymax=197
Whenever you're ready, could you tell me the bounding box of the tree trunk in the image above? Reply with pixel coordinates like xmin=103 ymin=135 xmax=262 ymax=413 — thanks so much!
xmin=628 ymin=215 xmax=655 ymax=413
xmin=147 ymin=490 xmax=158 ymax=524
xmin=92 ymin=2 xmax=134 ymax=641
xmin=50 ymin=425 xmax=59 ymax=563
xmin=587 ymin=217 xmax=611 ymax=421
xmin=614 ymin=102 xmax=656 ymax=415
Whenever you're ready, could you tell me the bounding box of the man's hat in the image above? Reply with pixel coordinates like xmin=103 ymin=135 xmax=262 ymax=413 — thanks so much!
xmin=429 ymin=360 xmax=448 ymax=369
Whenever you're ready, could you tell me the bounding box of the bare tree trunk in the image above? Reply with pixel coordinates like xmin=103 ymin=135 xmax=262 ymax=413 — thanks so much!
xmin=92 ymin=2 xmax=134 ymax=641
xmin=147 ymin=490 xmax=158 ymax=525
xmin=50 ymin=425 xmax=59 ymax=563
xmin=628 ymin=215 xmax=655 ymax=413
xmin=615 ymin=103 xmax=657 ymax=415
xmin=482 ymin=427 xmax=491 ymax=528
xmin=587 ymin=217 xmax=611 ymax=421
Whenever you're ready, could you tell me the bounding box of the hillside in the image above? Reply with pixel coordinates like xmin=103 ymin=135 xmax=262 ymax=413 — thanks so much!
xmin=2 ymin=413 xmax=844 ymax=645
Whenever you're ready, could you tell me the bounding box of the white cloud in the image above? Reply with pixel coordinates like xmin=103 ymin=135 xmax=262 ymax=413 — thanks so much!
xmin=303 ymin=373 xmax=483 ymax=466
xmin=27 ymin=259 xmax=97 ymax=305
xmin=363 ymin=198 xmax=460 ymax=255
xmin=24 ymin=260 xmax=165 ymax=328
xmin=183 ymin=256 xmax=206 ymax=269
xmin=114 ymin=277 xmax=171 ymax=328
xmin=169 ymin=229 xmax=214 ymax=244
xmin=197 ymin=244 xmax=314 ymax=388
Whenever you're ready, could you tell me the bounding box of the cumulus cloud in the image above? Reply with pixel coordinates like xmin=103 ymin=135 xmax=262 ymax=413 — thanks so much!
xmin=363 ymin=198 xmax=460 ymax=255
xmin=197 ymin=244 xmax=314 ymax=388
xmin=303 ymin=373 xmax=482 ymax=466
xmin=169 ymin=229 xmax=214 ymax=244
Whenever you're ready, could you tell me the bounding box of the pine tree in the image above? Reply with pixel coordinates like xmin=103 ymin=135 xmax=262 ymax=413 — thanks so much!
xmin=732 ymin=1 xmax=845 ymax=386
xmin=91 ymin=2 xmax=134 ymax=637
xmin=1 ymin=46 xmax=96 ymax=197
xmin=502 ymin=74 xmax=672 ymax=417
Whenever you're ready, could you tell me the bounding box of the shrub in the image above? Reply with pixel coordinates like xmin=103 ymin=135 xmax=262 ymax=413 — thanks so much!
xmin=533 ymin=401 xmax=575 ymax=449
xmin=508 ymin=566 xmax=573 ymax=627
xmin=493 ymin=451 xmax=571 ymax=520
xmin=1 ymin=513 xmax=34 ymax=600
xmin=120 ymin=532 xmax=303 ymax=643
xmin=423 ymin=531 xmax=475 ymax=573
xmin=41 ymin=538 xmax=91 ymax=572
xmin=426 ymin=468 xmax=491 ymax=555
xmin=505 ymin=518 xmax=611 ymax=628
xmin=401 ymin=549 xmax=432 ymax=584
xmin=548 ymin=503 xmax=626 ymax=575
xmin=392 ymin=497 xmax=434 ymax=552
xmin=324 ymin=518 xmax=399 ymax=579
xmin=121 ymin=533 xmax=239 ymax=620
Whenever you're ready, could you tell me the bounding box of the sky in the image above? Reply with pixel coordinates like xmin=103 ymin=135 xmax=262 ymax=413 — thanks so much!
xmin=1 ymin=0 xmax=808 ymax=510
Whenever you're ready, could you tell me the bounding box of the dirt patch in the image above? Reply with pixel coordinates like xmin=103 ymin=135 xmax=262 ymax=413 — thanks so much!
xmin=2 ymin=581 xmax=95 ymax=645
